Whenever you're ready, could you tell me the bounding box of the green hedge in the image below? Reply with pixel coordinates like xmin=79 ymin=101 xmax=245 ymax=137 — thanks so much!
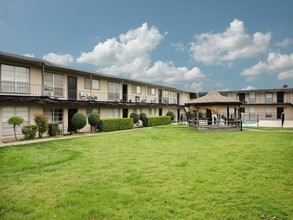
xmin=147 ymin=116 xmax=171 ymax=127
xmin=100 ymin=118 xmax=134 ymax=132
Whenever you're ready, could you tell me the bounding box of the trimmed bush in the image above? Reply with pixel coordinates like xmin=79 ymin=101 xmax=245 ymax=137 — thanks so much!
xmin=21 ymin=125 xmax=38 ymax=140
xmin=88 ymin=112 xmax=101 ymax=132
xmin=34 ymin=113 xmax=48 ymax=138
xmin=48 ymin=123 xmax=60 ymax=137
xmin=101 ymin=118 xmax=133 ymax=132
xmin=71 ymin=112 xmax=87 ymax=132
xmin=130 ymin=112 xmax=139 ymax=123
xmin=8 ymin=116 xmax=24 ymax=140
xmin=166 ymin=111 xmax=176 ymax=121
xmin=139 ymin=112 xmax=148 ymax=127
xmin=147 ymin=116 xmax=171 ymax=127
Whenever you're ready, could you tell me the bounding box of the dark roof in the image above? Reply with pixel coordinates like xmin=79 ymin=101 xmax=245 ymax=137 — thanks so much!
xmin=0 ymin=51 xmax=184 ymax=92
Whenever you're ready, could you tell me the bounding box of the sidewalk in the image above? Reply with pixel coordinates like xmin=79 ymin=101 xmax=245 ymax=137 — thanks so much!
xmin=0 ymin=127 xmax=150 ymax=148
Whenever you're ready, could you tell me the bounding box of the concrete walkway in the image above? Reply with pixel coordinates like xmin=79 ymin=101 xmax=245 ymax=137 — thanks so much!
xmin=0 ymin=127 xmax=150 ymax=148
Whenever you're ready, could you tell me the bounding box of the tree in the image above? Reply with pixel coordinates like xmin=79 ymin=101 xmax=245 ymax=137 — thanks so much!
xmin=88 ymin=112 xmax=101 ymax=132
xmin=8 ymin=116 xmax=24 ymax=140
xmin=130 ymin=112 xmax=139 ymax=124
xmin=139 ymin=112 xmax=148 ymax=127
xmin=71 ymin=112 xmax=87 ymax=133
xmin=34 ymin=113 xmax=48 ymax=138
xmin=166 ymin=111 xmax=176 ymax=121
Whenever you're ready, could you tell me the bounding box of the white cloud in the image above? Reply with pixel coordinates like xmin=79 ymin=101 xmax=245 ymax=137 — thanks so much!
xmin=240 ymin=52 xmax=293 ymax=80
xmin=76 ymin=23 xmax=206 ymax=90
xmin=241 ymin=86 xmax=256 ymax=90
xmin=144 ymin=61 xmax=205 ymax=83
xmin=171 ymin=42 xmax=185 ymax=52
xmin=190 ymin=19 xmax=271 ymax=65
xmin=275 ymin=38 xmax=293 ymax=48
xmin=77 ymin=22 xmax=163 ymax=69
xmin=277 ymin=69 xmax=293 ymax=80
xmin=23 ymin=53 xmax=35 ymax=58
xmin=43 ymin=53 xmax=74 ymax=66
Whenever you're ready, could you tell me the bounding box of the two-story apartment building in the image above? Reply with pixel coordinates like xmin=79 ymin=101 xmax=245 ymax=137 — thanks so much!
xmin=0 ymin=51 xmax=191 ymax=141
xmin=196 ymin=88 xmax=293 ymax=127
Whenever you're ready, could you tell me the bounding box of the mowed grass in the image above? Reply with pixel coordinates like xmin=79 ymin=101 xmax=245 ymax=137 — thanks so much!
xmin=0 ymin=125 xmax=292 ymax=220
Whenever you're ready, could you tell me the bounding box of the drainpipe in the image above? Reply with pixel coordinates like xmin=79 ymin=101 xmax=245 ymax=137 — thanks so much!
xmin=90 ymin=74 xmax=92 ymax=96
xmin=42 ymin=63 xmax=45 ymax=96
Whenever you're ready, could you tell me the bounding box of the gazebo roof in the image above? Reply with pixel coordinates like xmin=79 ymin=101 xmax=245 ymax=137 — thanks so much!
xmin=185 ymin=89 xmax=242 ymax=106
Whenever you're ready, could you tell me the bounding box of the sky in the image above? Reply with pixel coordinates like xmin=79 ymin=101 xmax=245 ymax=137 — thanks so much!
xmin=1 ymin=0 xmax=293 ymax=92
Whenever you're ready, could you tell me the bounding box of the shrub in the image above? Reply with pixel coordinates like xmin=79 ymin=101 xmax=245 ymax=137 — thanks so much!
xmin=139 ymin=112 xmax=148 ymax=127
xmin=8 ymin=116 xmax=24 ymax=140
xmin=100 ymin=118 xmax=133 ymax=132
xmin=130 ymin=112 xmax=139 ymax=123
xmin=34 ymin=113 xmax=48 ymax=138
xmin=187 ymin=111 xmax=195 ymax=120
xmin=147 ymin=116 xmax=171 ymax=127
xmin=166 ymin=111 xmax=176 ymax=121
xmin=21 ymin=125 xmax=38 ymax=140
xmin=71 ymin=112 xmax=87 ymax=132
xmin=88 ymin=112 xmax=101 ymax=132
xmin=48 ymin=123 xmax=60 ymax=137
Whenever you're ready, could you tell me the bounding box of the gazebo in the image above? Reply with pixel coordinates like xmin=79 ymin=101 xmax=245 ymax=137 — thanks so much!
xmin=185 ymin=89 xmax=242 ymax=130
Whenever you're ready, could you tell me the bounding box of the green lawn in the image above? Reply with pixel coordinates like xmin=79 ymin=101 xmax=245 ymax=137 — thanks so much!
xmin=0 ymin=125 xmax=292 ymax=219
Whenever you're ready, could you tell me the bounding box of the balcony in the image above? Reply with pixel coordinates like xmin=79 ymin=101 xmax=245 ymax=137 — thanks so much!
xmin=0 ymin=82 xmax=189 ymax=105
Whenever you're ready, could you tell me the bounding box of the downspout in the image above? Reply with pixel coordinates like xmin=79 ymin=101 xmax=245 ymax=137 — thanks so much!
xmin=90 ymin=73 xmax=92 ymax=96
xmin=42 ymin=63 xmax=45 ymax=96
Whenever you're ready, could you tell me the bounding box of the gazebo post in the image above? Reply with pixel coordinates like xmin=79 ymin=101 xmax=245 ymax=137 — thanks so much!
xmin=227 ymin=107 xmax=229 ymax=125
xmin=196 ymin=111 xmax=199 ymax=127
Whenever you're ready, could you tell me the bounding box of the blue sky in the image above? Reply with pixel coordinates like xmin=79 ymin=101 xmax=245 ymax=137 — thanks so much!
xmin=1 ymin=0 xmax=293 ymax=92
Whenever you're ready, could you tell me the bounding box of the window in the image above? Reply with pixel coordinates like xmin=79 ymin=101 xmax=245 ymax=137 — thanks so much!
xmin=227 ymin=93 xmax=237 ymax=100
xmin=162 ymin=90 xmax=169 ymax=103
xmin=249 ymin=107 xmax=256 ymax=120
xmin=133 ymin=108 xmax=141 ymax=114
xmin=44 ymin=72 xmax=64 ymax=97
xmin=108 ymin=82 xmax=121 ymax=100
xmin=109 ymin=108 xmax=120 ymax=118
xmin=149 ymin=108 xmax=156 ymax=116
xmin=2 ymin=107 xmax=29 ymax=134
xmin=249 ymin=92 xmax=256 ymax=103
xmin=265 ymin=92 xmax=273 ymax=103
xmin=86 ymin=108 xmax=100 ymax=118
xmin=147 ymin=87 xmax=156 ymax=96
xmin=85 ymin=78 xmax=100 ymax=90
xmin=44 ymin=109 xmax=63 ymax=124
xmin=265 ymin=108 xmax=272 ymax=118
xmin=170 ymin=92 xmax=177 ymax=104
xmin=1 ymin=64 xmax=29 ymax=93
xmin=132 ymin=85 xmax=141 ymax=94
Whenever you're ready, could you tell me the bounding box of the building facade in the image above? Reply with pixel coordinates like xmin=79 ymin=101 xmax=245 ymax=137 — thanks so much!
xmin=195 ymin=88 xmax=293 ymax=127
xmin=1 ymin=51 xmax=292 ymax=141
xmin=0 ymin=52 xmax=190 ymax=141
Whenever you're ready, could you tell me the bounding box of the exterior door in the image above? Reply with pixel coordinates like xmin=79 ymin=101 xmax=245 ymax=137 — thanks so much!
xmin=158 ymin=89 xmax=162 ymax=103
xmin=277 ymin=92 xmax=284 ymax=103
xmin=239 ymin=93 xmax=245 ymax=103
xmin=277 ymin=107 xmax=284 ymax=119
xmin=68 ymin=76 xmax=77 ymax=99
xmin=123 ymin=84 xmax=128 ymax=102
xmin=68 ymin=108 xmax=78 ymax=132
xmin=123 ymin=109 xmax=128 ymax=118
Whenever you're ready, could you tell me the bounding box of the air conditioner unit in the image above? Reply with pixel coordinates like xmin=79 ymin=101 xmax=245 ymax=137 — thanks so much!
xmin=44 ymin=91 xmax=54 ymax=96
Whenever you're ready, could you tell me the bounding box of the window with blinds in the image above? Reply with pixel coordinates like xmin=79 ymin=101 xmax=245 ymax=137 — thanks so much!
xmin=1 ymin=64 xmax=29 ymax=93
